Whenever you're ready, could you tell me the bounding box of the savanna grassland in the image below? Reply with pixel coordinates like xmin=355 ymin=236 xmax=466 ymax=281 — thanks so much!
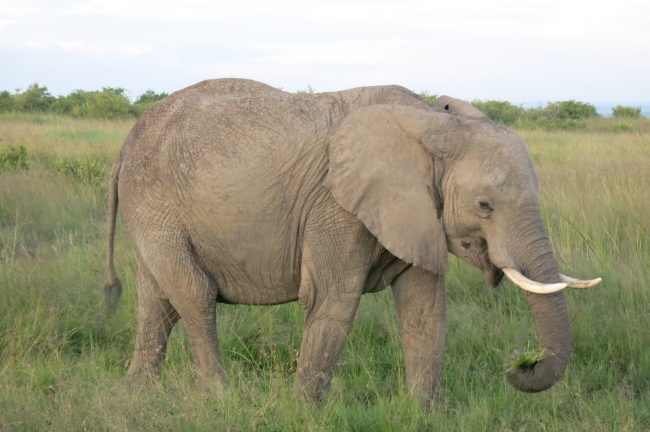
xmin=0 ymin=113 xmax=649 ymax=431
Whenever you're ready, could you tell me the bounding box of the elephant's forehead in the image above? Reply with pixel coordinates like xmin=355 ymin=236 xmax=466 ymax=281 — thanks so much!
xmin=454 ymin=148 xmax=537 ymax=195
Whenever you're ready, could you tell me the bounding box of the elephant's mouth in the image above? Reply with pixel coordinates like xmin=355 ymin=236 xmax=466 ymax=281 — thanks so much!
xmin=484 ymin=265 xmax=504 ymax=287
xmin=478 ymin=238 xmax=503 ymax=287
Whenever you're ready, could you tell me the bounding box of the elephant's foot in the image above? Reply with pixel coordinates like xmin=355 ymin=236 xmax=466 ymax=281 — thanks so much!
xmin=126 ymin=350 xmax=164 ymax=388
xmin=294 ymin=367 xmax=332 ymax=404
xmin=194 ymin=368 xmax=229 ymax=395
xmin=408 ymin=383 xmax=445 ymax=412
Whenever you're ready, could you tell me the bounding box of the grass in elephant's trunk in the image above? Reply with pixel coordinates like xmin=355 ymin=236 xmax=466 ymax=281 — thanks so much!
xmin=506 ymin=347 xmax=546 ymax=372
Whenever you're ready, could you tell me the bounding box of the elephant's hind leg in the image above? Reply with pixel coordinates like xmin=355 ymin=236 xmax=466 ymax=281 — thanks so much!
xmin=171 ymin=291 xmax=228 ymax=392
xmin=127 ymin=262 xmax=180 ymax=385
xmin=140 ymin=243 xmax=228 ymax=392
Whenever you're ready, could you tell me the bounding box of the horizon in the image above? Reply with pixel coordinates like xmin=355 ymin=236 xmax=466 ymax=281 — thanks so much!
xmin=5 ymin=81 xmax=650 ymax=108
xmin=4 ymin=81 xmax=650 ymax=118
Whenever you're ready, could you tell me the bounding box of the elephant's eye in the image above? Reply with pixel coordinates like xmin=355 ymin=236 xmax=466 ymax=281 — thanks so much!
xmin=476 ymin=197 xmax=494 ymax=216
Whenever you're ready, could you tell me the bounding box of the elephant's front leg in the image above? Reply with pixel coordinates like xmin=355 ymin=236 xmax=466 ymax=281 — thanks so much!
xmin=296 ymin=286 xmax=362 ymax=401
xmin=392 ymin=266 xmax=447 ymax=408
xmin=295 ymin=212 xmax=373 ymax=402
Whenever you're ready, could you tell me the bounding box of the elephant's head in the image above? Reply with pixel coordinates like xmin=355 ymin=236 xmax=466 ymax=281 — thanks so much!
xmin=326 ymin=99 xmax=600 ymax=393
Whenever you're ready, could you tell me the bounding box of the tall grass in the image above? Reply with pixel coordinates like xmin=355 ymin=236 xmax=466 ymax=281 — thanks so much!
xmin=1 ymin=113 xmax=648 ymax=430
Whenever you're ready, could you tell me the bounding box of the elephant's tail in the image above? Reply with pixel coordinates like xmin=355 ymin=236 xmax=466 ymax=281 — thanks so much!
xmin=104 ymin=155 xmax=122 ymax=312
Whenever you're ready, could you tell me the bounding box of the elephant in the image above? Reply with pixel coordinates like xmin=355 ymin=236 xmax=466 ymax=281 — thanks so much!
xmin=104 ymin=78 xmax=600 ymax=406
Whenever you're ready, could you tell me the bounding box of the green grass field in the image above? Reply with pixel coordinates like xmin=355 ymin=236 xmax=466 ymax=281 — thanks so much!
xmin=1 ymin=113 xmax=648 ymax=431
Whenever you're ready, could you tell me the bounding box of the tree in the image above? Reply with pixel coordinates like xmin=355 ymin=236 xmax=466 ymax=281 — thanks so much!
xmin=131 ymin=89 xmax=169 ymax=117
xmin=50 ymin=88 xmax=131 ymax=119
xmin=134 ymin=89 xmax=168 ymax=105
xmin=472 ymin=100 xmax=524 ymax=125
xmin=50 ymin=90 xmax=90 ymax=116
xmin=81 ymin=88 xmax=132 ymax=119
xmin=13 ymin=84 xmax=55 ymax=112
xmin=0 ymin=91 xmax=14 ymax=112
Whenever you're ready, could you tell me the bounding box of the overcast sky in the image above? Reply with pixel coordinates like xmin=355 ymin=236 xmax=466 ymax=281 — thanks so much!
xmin=1 ymin=0 xmax=648 ymax=103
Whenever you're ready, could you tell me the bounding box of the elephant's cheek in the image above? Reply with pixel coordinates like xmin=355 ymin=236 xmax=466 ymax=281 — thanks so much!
xmin=447 ymin=241 xmax=484 ymax=272
xmin=449 ymin=247 xmax=479 ymax=268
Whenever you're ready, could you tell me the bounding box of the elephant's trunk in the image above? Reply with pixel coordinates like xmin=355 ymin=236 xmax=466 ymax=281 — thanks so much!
xmin=505 ymin=245 xmax=571 ymax=392
xmin=506 ymin=290 xmax=570 ymax=392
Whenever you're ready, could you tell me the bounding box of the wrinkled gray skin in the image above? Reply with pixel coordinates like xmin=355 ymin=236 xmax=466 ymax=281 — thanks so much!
xmin=105 ymin=79 xmax=571 ymax=406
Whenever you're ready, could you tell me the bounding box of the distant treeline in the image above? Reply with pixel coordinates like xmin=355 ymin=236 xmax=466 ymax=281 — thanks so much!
xmin=418 ymin=92 xmax=646 ymax=130
xmin=0 ymin=84 xmax=168 ymax=119
xmin=0 ymin=84 xmax=646 ymax=129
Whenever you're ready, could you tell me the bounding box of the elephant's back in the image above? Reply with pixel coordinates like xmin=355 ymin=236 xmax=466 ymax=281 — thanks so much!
xmin=117 ymin=79 xmax=324 ymax=191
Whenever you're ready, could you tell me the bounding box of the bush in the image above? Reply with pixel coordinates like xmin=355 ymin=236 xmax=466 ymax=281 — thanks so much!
xmin=544 ymin=100 xmax=600 ymax=120
xmin=296 ymin=85 xmax=316 ymax=95
xmin=512 ymin=100 xmax=599 ymax=130
xmin=472 ymin=100 xmax=524 ymax=125
xmin=51 ymin=158 xmax=106 ymax=186
xmin=0 ymin=143 xmax=28 ymax=172
xmin=613 ymin=123 xmax=633 ymax=132
xmin=419 ymin=91 xmax=438 ymax=104
xmin=612 ymin=105 xmax=642 ymax=119
xmin=50 ymin=88 xmax=132 ymax=119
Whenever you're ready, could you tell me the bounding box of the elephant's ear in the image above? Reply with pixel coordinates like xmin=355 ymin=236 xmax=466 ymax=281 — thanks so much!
xmin=325 ymin=105 xmax=449 ymax=275
xmin=435 ymin=95 xmax=489 ymax=121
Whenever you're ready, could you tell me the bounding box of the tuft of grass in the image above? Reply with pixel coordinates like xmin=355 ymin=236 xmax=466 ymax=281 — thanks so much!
xmin=0 ymin=142 xmax=28 ymax=172
xmin=50 ymin=157 xmax=108 ymax=186
xmin=506 ymin=348 xmax=545 ymax=373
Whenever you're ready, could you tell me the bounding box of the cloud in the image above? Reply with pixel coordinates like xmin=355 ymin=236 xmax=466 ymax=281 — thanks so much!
xmin=22 ymin=39 xmax=153 ymax=56
xmin=252 ymin=39 xmax=411 ymax=67
xmin=1 ymin=0 xmax=648 ymax=101
xmin=55 ymin=41 xmax=154 ymax=56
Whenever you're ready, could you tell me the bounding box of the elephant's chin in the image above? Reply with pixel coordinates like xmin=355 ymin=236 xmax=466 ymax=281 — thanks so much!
xmin=484 ymin=266 xmax=504 ymax=288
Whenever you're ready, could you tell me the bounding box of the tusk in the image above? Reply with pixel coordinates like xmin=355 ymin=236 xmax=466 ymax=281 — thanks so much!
xmin=560 ymin=274 xmax=602 ymax=289
xmin=502 ymin=267 xmax=567 ymax=294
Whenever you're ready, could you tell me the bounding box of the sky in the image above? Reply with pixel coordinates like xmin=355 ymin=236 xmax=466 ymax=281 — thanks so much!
xmin=1 ymin=0 xmax=649 ymax=103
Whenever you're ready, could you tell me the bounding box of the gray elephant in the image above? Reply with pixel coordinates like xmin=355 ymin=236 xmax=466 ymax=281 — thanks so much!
xmin=104 ymin=79 xmax=599 ymax=406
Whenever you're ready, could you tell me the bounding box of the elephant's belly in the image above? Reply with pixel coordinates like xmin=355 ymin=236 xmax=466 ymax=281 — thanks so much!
xmin=184 ymin=161 xmax=322 ymax=305
xmin=210 ymin=260 xmax=301 ymax=306
xmin=216 ymin=279 xmax=300 ymax=305
xmin=189 ymin=224 xmax=302 ymax=306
